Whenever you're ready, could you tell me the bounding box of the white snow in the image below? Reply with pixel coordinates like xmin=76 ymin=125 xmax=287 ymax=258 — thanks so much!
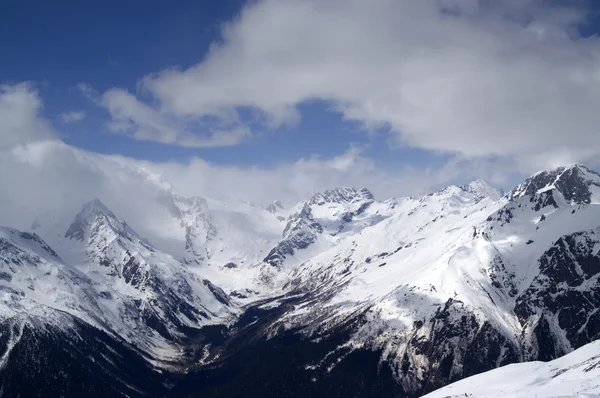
xmin=424 ymin=340 xmax=600 ymax=398
xmin=462 ymin=178 xmax=503 ymax=200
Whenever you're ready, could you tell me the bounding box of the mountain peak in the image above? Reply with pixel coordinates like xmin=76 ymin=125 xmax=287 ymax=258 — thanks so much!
xmin=64 ymin=198 xmax=131 ymax=242
xmin=460 ymin=178 xmax=502 ymax=200
xmin=309 ymin=187 xmax=374 ymax=206
xmin=511 ymin=164 xmax=600 ymax=204
xmin=82 ymin=198 xmax=112 ymax=214
xmin=266 ymin=200 xmax=284 ymax=214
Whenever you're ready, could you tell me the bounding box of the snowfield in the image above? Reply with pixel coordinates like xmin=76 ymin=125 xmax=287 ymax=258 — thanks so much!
xmin=424 ymin=340 xmax=600 ymax=398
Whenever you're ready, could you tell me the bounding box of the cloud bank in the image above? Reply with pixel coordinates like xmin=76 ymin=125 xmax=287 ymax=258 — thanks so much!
xmin=98 ymin=0 xmax=600 ymax=168
xmin=0 ymin=83 xmax=506 ymax=241
xmin=0 ymin=82 xmax=55 ymax=148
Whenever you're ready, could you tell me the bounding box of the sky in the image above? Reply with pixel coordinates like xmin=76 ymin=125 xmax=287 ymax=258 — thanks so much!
xmin=3 ymin=0 xmax=600 ymax=223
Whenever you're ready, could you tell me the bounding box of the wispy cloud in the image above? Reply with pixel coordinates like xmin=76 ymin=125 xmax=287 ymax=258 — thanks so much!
xmin=100 ymin=88 xmax=251 ymax=148
xmin=77 ymin=84 xmax=250 ymax=148
xmin=59 ymin=110 xmax=86 ymax=124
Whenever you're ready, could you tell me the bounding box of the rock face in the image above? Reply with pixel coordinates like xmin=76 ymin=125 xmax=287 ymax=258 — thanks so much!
xmin=265 ymin=200 xmax=284 ymax=214
xmin=2 ymin=165 xmax=600 ymax=397
xmin=264 ymin=202 xmax=324 ymax=268
xmin=308 ymin=187 xmax=375 ymax=205
xmin=169 ymin=195 xmax=216 ymax=266
xmin=510 ymin=164 xmax=600 ymax=204
xmin=154 ymin=189 xmax=281 ymax=279
xmin=515 ymin=228 xmax=600 ymax=358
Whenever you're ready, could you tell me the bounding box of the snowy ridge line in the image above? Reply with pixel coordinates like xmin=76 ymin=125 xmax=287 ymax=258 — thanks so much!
xmin=1 ymin=164 xmax=600 ymax=396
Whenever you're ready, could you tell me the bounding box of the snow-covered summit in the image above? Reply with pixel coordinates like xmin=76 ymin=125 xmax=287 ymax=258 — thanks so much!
xmin=510 ymin=164 xmax=600 ymax=204
xmin=309 ymin=187 xmax=374 ymax=206
xmin=430 ymin=179 xmax=501 ymax=201
xmin=1 ymin=197 xmax=237 ymax=363
xmin=64 ymin=198 xmax=139 ymax=243
xmin=460 ymin=178 xmax=503 ymax=200
xmin=264 ymin=164 xmax=600 ymax=395
xmin=263 ymin=186 xmax=380 ymax=270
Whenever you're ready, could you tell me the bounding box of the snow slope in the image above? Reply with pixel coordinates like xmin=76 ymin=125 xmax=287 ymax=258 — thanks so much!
xmin=255 ymin=165 xmax=600 ymax=395
xmin=423 ymin=339 xmax=600 ymax=398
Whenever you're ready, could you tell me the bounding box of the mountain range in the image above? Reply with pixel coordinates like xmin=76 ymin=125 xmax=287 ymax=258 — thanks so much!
xmin=1 ymin=164 xmax=600 ymax=397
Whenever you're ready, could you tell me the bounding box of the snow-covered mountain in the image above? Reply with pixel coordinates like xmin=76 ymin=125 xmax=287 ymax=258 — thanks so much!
xmin=1 ymin=199 xmax=235 ymax=364
xmin=264 ymin=187 xmax=382 ymax=269
xmin=423 ymin=339 xmax=600 ymax=398
xmin=460 ymin=178 xmax=503 ymax=200
xmin=252 ymin=164 xmax=600 ymax=395
xmin=2 ymin=164 xmax=600 ymax=397
xmin=153 ymin=188 xmax=284 ymax=298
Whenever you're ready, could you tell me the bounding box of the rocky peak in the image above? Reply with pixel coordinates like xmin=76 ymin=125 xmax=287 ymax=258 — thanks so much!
xmin=266 ymin=200 xmax=284 ymax=214
xmin=81 ymin=198 xmax=113 ymax=216
xmin=65 ymin=199 xmax=115 ymax=241
xmin=169 ymin=194 xmax=215 ymax=265
xmin=309 ymin=187 xmax=374 ymax=206
xmin=510 ymin=164 xmax=600 ymax=204
xmin=430 ymin=185 xmax=465 ymax=198
xmin=174 ymin=195 xmax=210 ymax=215
xmin=64 ymin=198 xmax=138 ymax=242
xmin=282 ymin=203 xmax=322 ymax=238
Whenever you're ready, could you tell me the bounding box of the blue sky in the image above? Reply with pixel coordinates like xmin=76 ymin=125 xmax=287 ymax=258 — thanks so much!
xmin=1 ymin=0 xmax=446 ymax=170
xmin=2 ymin=0 xmax=256 ymax=163
xmin=2 ymin=0 xmax=600 ymax=198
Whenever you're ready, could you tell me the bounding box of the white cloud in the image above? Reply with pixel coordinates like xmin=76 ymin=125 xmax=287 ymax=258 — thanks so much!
xmin=138 ymin=146 xmax=512 ymax=206
xmin=120 ymin=0 xmax=600 ymax=169
xmin=1 ymin=80 xmax=457 ymax=224
xmin=0 ymin=78 xmax=566 ymax=255
xmin=0 ymin=82 xmax=55 ymax=148
xmin=2 ymin=138 xmax=508 ymax=267
xmin=0 ymin=79 xmax=552 ymax=231
xmin=1 ymin=139 xmax=501 ymax=230
xmin=82 ymin=86 xmax=249 ymax=147
xmin=59 ymin=111 xmax=86 ymax=124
